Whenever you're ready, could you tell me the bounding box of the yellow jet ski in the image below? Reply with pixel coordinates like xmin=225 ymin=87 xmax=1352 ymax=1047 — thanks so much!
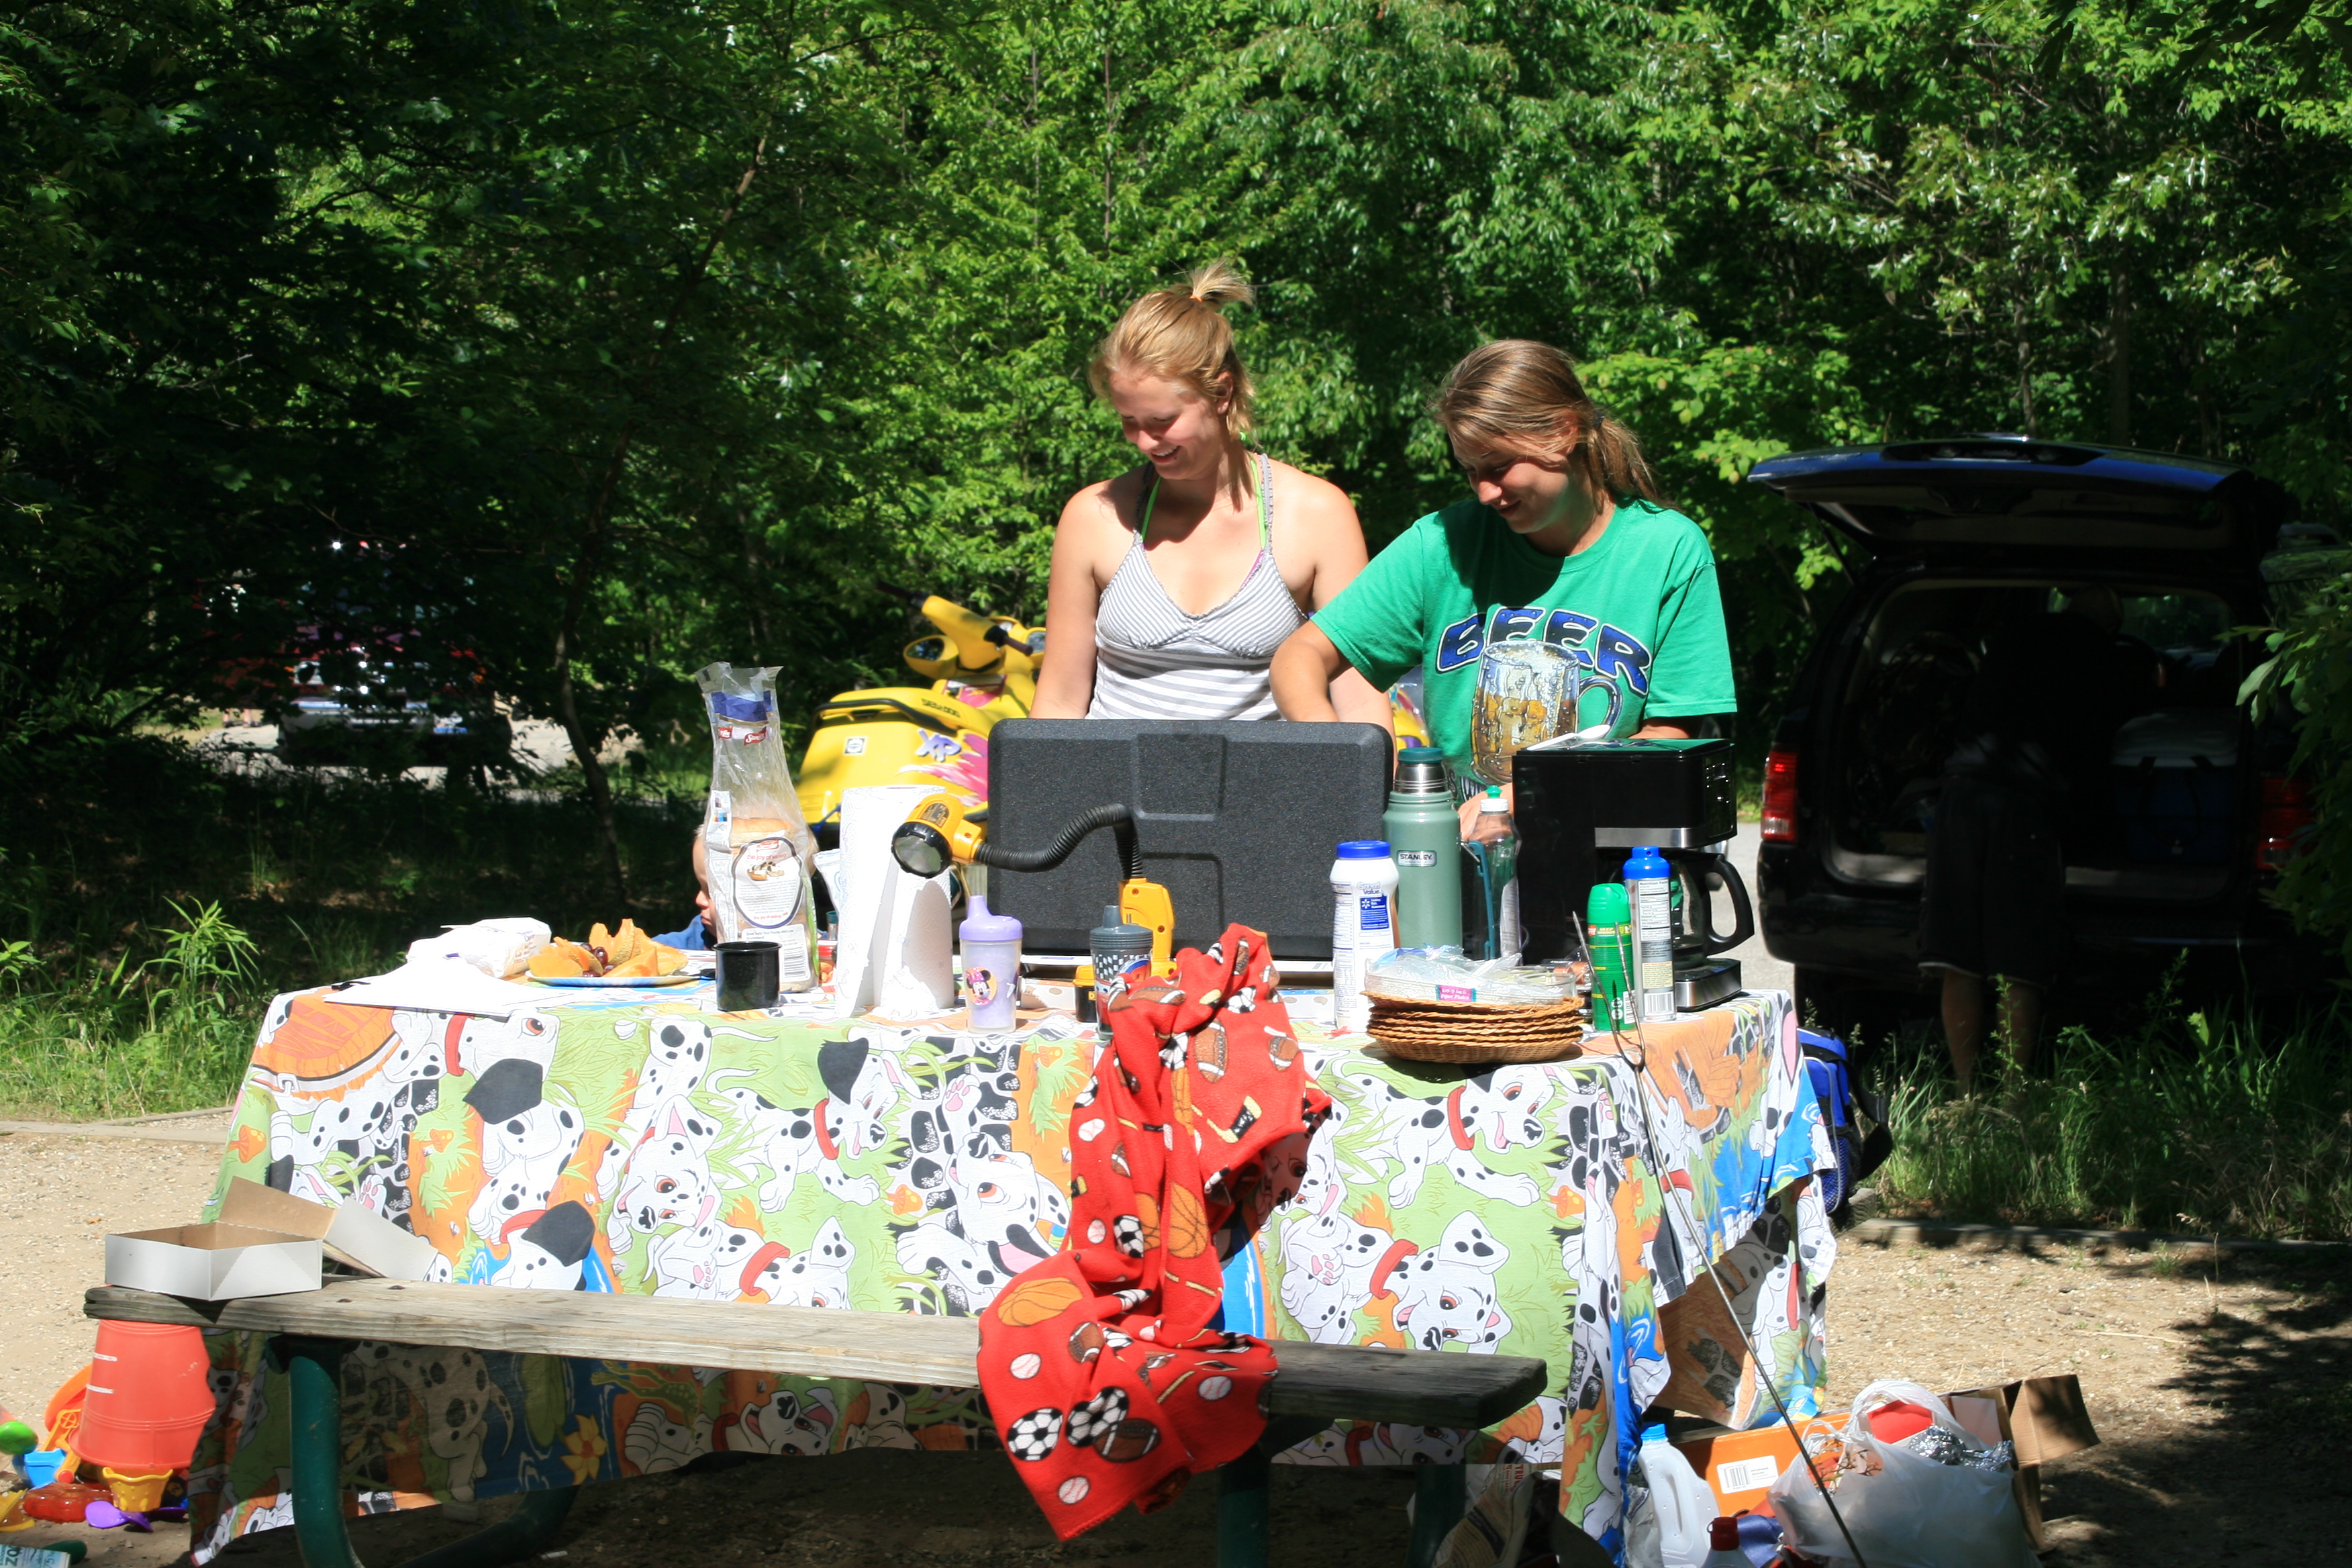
xmin=794 ymin=588 xmax=1044 ymax=830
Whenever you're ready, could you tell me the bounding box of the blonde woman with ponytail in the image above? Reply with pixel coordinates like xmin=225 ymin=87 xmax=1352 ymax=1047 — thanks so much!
xmin=1274 ymin=339 xmax=1735 ymax=829
xmin=1032 ymin=263 xmax=1391 ymax=726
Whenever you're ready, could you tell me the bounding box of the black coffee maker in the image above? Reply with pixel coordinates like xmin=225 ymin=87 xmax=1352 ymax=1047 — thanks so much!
xmin=1510 ymin=735 xmax=1754 ymax=1008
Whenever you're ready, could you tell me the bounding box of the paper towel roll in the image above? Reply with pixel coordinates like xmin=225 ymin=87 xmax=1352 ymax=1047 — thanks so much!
xmin=875 ymin=869 xmax=956 ymax=1020
xmin=833 ymin=785 xmax=956 ymax=1020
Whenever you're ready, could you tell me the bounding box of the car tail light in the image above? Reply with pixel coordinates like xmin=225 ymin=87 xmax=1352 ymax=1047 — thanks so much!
xmin=1761 ymin=749 xmax=1799 ymax=844
xmin=2256 ymin=774 xmax=2315 ymax=870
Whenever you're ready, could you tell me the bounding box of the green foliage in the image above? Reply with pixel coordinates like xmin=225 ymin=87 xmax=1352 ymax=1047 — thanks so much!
xmin=2244 ymin=567 xmax=2352 ymax=973
xmin=0 ymin=736 xmax=702 ymax=1118
xmin=5 ymin=0 xmax=2352 ymax=915
xmin=1875 ymin=988 xmax=2352 ymax=1240
xmin=0 ymin=898 xmax=264 ymax=1119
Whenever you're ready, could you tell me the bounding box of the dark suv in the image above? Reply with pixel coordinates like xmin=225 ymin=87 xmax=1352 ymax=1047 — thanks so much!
xmin=1744 ymin=436 xmax=2317 ymax=1038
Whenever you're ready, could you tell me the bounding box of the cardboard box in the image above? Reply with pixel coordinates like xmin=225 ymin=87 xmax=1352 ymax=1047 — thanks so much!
xmin=105 ymin=1223 xmax=322 ymax=1300
xmin=217 ymin=1179 xmax=438 ymax=1281
xmin=1957 ymin=1376 xmax=2102 ymax=1551
xmin=1673 ymin=1414 xmax=1845 ymax=1516
xmin=1670 ymin=1375 xmax=2100 ymax=1550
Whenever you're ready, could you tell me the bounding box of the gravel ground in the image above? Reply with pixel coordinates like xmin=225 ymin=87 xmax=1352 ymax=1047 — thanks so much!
xmin=5 ymin=1124 xmax=2344 ymax=1567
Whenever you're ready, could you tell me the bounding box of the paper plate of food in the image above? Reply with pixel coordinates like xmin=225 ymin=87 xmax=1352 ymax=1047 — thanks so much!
xmin=527 ymin=920 xmax=701 ymax=985
xmin=531 ymin=973 xmax=702 ymax=987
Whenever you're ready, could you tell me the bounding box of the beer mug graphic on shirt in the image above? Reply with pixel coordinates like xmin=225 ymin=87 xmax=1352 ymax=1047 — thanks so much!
xmin=1470 ymin=640 xmax=1622 ymax=783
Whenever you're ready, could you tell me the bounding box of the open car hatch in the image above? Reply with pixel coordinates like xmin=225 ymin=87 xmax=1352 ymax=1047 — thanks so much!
xmin=1745 ymin=436 xmax=2279 ymax=560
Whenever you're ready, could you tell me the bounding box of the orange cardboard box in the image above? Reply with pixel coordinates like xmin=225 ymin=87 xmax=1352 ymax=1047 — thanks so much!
xmin=1672 ymin=1414 xmax=1845 ymax=1517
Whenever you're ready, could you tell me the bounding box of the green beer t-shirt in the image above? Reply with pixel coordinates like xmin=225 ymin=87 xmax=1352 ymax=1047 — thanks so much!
xmin=1316 ymin=498 xmax=1736 ymax=781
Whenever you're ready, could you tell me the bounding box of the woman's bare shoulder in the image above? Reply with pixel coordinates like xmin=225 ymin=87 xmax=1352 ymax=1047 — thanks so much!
xmin=1266 ymin=458 xmax=1363 ymax=540
xmin=1059 ymin=468 xmax=1147 ymax=532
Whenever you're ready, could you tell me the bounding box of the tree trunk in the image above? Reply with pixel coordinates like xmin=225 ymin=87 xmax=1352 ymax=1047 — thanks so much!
xmin=740 ymin=507 xmax=773 ymax=658
xmin=552 ymin=607 xmax=632 ymax=911
xmin=1101 ymin=40 xmax=1116 ymax=251
xmin=546 ymin=128 xmax=777 ymax=914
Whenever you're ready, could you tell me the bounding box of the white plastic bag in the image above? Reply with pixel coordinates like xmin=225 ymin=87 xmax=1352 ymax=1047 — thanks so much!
xmin=1769 ymin=1379 xmax=2037 ymax=1568
xmin=407 ymin=918 xmax=549 ymax=979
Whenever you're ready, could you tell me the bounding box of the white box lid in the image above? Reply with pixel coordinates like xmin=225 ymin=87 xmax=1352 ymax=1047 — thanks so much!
xmin=2113 ymin=710 xmax=2241 ymax=769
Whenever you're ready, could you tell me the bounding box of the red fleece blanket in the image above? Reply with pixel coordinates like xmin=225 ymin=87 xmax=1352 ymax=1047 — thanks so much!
xmin=976 ymin=923 xmax=1333 ymax=1537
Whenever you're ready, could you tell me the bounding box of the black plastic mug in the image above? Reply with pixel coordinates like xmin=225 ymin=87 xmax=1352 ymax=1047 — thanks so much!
xmin=715 ymin=940 xmax=780 ymax=1012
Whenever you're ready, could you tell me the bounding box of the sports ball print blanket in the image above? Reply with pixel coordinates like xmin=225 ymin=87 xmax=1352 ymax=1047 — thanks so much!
xmin=977 ymin=923 xmax=1332 ymax=1537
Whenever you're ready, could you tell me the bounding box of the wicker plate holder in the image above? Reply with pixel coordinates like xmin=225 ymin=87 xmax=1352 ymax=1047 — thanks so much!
xmin=1365 ymin=995 xmax=1586 ymax=1065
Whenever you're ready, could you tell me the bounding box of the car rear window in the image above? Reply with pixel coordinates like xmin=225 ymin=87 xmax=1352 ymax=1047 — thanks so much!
xmin=1832 ymin=581 xmax=2245 ymax=867
xmin=2077 ymin=589 xmax=2233 ymax=655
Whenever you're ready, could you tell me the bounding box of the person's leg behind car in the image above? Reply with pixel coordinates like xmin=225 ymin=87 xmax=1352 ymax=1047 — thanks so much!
xmin=1922 ymin=777 xmax=2064 ymax=1092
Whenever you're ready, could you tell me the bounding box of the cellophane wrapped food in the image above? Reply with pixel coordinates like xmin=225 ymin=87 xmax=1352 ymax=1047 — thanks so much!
xmin=1363 ymin=947 xmax=1575 ymax=1006
xmin=696 ymin=663 xmax=820 ymax=991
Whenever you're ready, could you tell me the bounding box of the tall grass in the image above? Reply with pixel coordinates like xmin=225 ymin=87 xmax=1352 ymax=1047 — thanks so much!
xmin=1874 ymin=979 xmax=2352 ymax=1240
xmin=0 ymin=734 xmax=701 ymax=1120
xmin=0 ymin=901 xmax=268 ymax=1118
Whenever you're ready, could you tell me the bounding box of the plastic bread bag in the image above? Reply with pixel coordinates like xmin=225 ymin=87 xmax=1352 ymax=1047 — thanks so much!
xmin=695 ymin=663 xmax=820 ymax=989
xmin=1768 ymin=1379 xmax=2038 ymax=1568
xmin=1364 ymin=946 xmax=1575 ymax=1006
xmin=1432 ymin=1463 xmax=1538 ymax=1568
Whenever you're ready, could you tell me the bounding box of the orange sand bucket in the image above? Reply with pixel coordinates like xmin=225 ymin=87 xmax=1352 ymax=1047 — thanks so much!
xmin=73 ymin=1322 xmax=215 ymax=1472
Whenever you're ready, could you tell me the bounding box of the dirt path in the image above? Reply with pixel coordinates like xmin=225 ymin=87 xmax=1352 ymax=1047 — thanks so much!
xmin=1825 ymin=1230 xmax=2351 ymax=1563
xmin=0 ymin=1121 xmax=229 ymax=1432
xmin=6 ymin=1129 xmax=2345 ymax=1566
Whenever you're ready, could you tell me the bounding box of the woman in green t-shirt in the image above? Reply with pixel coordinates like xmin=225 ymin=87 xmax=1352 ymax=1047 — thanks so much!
xmin=1271 ymin=339 xmax=1736 ymax=831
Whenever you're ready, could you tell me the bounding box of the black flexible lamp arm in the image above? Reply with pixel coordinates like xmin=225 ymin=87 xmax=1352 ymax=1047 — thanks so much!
xmin=973 ymin=803 xmax=1142 ymax=881
xmin=891 ymin=802 xmax=1141 ymax=882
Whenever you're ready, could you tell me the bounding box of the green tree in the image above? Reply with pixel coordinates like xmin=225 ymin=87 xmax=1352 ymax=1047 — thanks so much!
xmin=9 ymin=0 xmax=2352 ymax=952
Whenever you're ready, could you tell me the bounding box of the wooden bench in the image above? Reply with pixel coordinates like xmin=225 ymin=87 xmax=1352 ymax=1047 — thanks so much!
xmin=89 ymin=1281 xmax=1547 ymax=1568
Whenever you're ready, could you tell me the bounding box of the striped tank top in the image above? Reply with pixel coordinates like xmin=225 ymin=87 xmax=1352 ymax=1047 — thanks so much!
xmin=1088 ymin=452 xmax=1306 ymax=721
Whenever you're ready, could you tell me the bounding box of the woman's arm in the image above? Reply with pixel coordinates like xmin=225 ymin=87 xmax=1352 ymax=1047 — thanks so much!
xmin=1286 ymin=469 xmax=1394 ymax=733
xmin=1330 ymin=666 xmax=1395 ymax=729
xmin=1272 ymin=623 xmax=1350 ymax=721
xmin=1030 ymin=487 xmax=1115 ymax=720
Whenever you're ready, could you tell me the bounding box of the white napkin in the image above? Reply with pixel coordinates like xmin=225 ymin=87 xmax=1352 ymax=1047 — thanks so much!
xmin=405 ymin=917 xmax=550 ymax=979
xmin=322 ymin=954 xmax=548 ymax=1018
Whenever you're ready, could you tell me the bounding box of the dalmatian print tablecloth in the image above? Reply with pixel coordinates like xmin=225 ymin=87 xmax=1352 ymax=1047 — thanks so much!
xmin=182 ymin=983 xmax=1830 ymax=1565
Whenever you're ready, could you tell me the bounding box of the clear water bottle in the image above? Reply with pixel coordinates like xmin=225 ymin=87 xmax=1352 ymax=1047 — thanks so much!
xmin=1700 ymin=1516 xmax=1753 ymax=1568
xmin=1465 ymin=785 xmax=1520 ymax=962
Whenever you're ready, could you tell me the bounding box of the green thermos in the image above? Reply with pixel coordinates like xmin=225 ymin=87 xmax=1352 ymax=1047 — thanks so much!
xmin=1586 ymin=882 xmax=1636 ymax=1031
xmin=1383 ymin=746 xmax=1464 ymax=950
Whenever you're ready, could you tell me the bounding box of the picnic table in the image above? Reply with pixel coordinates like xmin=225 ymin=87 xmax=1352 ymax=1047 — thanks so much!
xmin=167 ymin=977 xmax=1834 ymax=1565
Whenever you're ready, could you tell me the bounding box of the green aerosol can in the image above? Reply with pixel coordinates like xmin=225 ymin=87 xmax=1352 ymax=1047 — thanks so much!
xmin=1383 ymin=746 xmax=1464 ymax=951
xmin=1585 ymin=881 xmax=1637 ymax=1031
